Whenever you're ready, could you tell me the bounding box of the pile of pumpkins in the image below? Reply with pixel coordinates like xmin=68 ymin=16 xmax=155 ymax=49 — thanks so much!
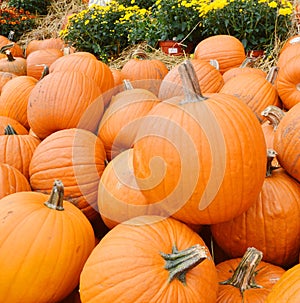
xmin=0 ymin=33 xmax=299 ymax=302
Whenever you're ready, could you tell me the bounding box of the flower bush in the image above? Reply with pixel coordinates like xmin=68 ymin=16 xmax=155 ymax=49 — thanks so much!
xmin=59 ymin=1 xmax=149 ymax=62
xmin=7 ymin=0 xmax=52 ymax=15
xmin=199 ymin=0 xmax=293 ymax=54
xmin=0 ymin=6 xmax=36 ymax=41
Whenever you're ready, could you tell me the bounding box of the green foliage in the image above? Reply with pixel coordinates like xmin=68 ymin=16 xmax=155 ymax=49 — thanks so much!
xmin=0 ymin=6 xmax=36 ymax=41
xmin=117 ymin=0 xmax=156 ymax=9
xmin=7 ymin=0 xmax=52 ymax=15
xmin=200 ymin=0 xmax=293 ymax=54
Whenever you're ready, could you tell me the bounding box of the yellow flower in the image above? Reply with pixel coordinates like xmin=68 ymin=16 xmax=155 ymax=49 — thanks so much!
xmin=84 ymin=19 xmax=90 ymax=25
xmin=268 ymin=1 xmax=277 ymax=8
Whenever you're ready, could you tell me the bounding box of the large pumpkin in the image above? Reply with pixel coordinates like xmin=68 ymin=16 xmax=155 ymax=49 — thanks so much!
xmin=79 ymin=215 xmax=218 ymax=303
xmin=132 ymin=60 xmax=266 ymax=225
xmin=194 ymin=35 xmax=246 ymax=74
xmin=216 ymin=247 xmax=285 ymax=303
xmin=211 ymin=149 xmax=300 ymax=268
xmin=0 ymin=180 xmax=95 ymax=302
xmin=27 ymin=70 xmax=104 ymax=139
xmin=273 ymin=102 xmax=300 ymax=182
xmin=29 ymin=128 xmax=106 ymax=225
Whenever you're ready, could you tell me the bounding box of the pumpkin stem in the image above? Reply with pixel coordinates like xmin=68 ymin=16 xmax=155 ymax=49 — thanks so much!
xmin=4 ymin=124 xmax=18 ymax=135
xmin=266 ymin=66 xmax=279 ymax=85
xmin=266 ymin=149 xmax=278 ymax=177
xmin=219 ymin=247 xmax=263 ymax=294
xmin=123 ymin=79 xmax=134 ymax=90
xmin=35 ymin=64 xmax=49 ymax=80
xmin=44 ymin=180 xmax=65 ymax=211
xmin=209 ymin=59 xmax=220 ymax=70
xmin=4 ymin=49 xmax=15 ymax=62
xmin=261 ymin=105 xmax=285 ymax=131
xmin=178 ymin=60 xmax=207 ymax=104
xmin=240 ymin=57 xmax=258 ymax=68
xmin=161 ymin=244 xmax=207 ymax=284
xmin=0 ymin=43 xmax=14 ymax=54
xmin=131 ymin=49 xmax=148 ymax=60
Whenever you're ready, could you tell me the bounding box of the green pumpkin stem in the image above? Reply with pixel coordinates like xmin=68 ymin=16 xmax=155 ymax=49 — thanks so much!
xmin=44 ymin=180 xmax=65 ymax=211
xmin=161 ymin=244 xmax=207 ymax=284
xmin=178 ymin=60 xmax=207 ymax=104
xmin=219 ymin=247 xmax=263 ymax=294
xmin=4 ymin=124 xmax=18 ymax=135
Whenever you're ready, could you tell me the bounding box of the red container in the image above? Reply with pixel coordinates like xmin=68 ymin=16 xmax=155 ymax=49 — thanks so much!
xmin=159 ymin=40 xmax=193 ymax=56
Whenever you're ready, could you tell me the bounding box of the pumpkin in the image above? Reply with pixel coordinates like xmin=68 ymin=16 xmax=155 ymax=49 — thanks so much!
xmin=26 ymin=48 xmax=64 ymax=80
xmin=276 ymin=42 xmax=300 ymax=69
xmin=98 ymin=148 xmax=149 ymax=229
xmin=0 ymin=36 xmax=24 ymax=57
xmin=25 ymin=37 xmax=66 ymax=57
xmin=120 ymin=49 xmax=169 ymax=96
xmin=0 ymin=163 xmax=31 ymax=199
xmin=0 ymin=116 xmax=28 ymax=135
xmin=158 ymin=58 xmax=224 ymax=100
xmin=27 ymin=70 xmax=104 ymax=139
xmin=49 ymin=51 xmax=114 ymax=98
xmin=220 ymin=66 xmax=280 ymax=122
xmin=0 ymin=75 xmax=38 ymax=129
xmin=265 ymin=263 xmax=300 ymax=302
xmin=0 ymin=180 xmax=95 ymax=302
xmin=97 ymin=80 xmax=160 ymax=160
xmin=216 ymin=247 xmax=286 ymax=303
xmin=275 ymin=54 xmax=300 ymax=109
xmin=0 ymin=71 xmax=17 ymax=93
xmin=211 ymin=149 xmax=300 ymax=267
xmin=0 ymin=46 xmax=27 ymax=76
xmin=132 ymin=60 xmax=267 ymax=225
xmin=79 ymin=215 xmax=218 ymax=303
xmin=0 ymin=125 xmax=41 ymax=178
xmin=29 ymin=128 xmax=106 ymax=225
xmin=194 ymin=35 xmax=246 ymax=74
xmin=273 ymin=102 xmax=300 ymax=182
xmin=222 ymin=57 xmax=267 ymax=83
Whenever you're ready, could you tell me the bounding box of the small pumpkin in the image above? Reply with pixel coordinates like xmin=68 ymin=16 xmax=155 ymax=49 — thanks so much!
xmin=0 ymin=116 xmax=28 ymax=135
xmin=0 ymin=71 xmax=17 ymax=93
xmin=0 ymin=36 xmax=24 ymax=57
xmin=25 ymin=37 xmax=66 ymax=57
xmin=0 ymin=180 xmax=95 ymax=302
xmin=79 ymin=215 xmax=218 ymax=303
xmin=216 ymin=247 xmax=285 ymax=303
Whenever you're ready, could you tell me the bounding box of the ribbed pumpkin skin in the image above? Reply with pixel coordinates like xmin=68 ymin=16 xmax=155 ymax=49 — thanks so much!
xmin=273 ymin=103 xmax=300 ymax=182
xmin=29 ymin=128 xmax=106 ymax=222
xmin=80 ymin=216 xmax=218 ymax=303
xmin=0 ymin=35 xmax=24 ymax=57
xmin=0 ymin=75 xmax=38 ymax=129
xmin=97 ymin=87 xmax=160 ymax=160
xmin=265 ymin=263 xmax=300 ymax=302
xmin=0 ymin=55 xmax=27 ymax=75
xmin=276 ymin=42 xmax=300 ymax=69
xmin=49 ymin=52 xmax=114 ymax=95
xmin=98 ymin=149 xmax=149 ymax=229
xmin=0 ymin=133 xmax=41 ymax=179
xmin=0 ymin=163 xmax=31 ymax=198
xmin=216 ymin=258 xmax=285 ymax=303
xmin=0 ymin=116 xmax=28 ymax=134
xmin=0 ymin=190 xmax=95 ymax=303
xmin=27 ymin=70 xmax=104 ymax=139
xmin=223 ymin=66 xmax=266 ymax=83
xmin=220 ymin=73 xmax=280 ymax=122
xmin=132 ymin=93 xmax=266 ymax=225
xmin=211 ymin=168 xmax=300 ymax=267
xmin=276 ymin=54 xmax=300 ymax=110
xmin=0 ymin=71 xmax=17 ymax=93
xmin=26 ymin=48 xmax=64 ymax=80
xmin=158 ymin=59 xmax=224 ymax=100
xmin=194 ymin=35 xmax=246 ymax=74
xmin=25 ymin=37 xmax=65 ymax=57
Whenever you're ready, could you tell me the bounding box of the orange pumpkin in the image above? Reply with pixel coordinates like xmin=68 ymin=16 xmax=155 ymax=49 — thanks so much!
xmin=0 ymin=71 xmax=17 ymax=93
xmin=265 ymin=263 xmax=300 ymax=302
xmin=0 ymin=36 xmax=24 ymax=57
xmin=0 ymin=180 xmax=95 ymax=302
xmin=0 ymin=163 xmax=31 ymax=199
xmin=194 ymin=35 xmax=246 ymax=74
xmin=79 ymin=215 xmax=218 ymax=303
xmin=273 ymin=102 xmax=300 ymax=182
xmin=0 ymin=116 xmax=28 ymax=135
xmin=211 ymin=149 xmax=300 ymax=268
xmin=216 ymin=247 xmax=286 ymax=303
xmin=0 ymin=125 xmax=41 ymax=178
xmin=97 ymin=80 xmax=160 ymax=160
xmin=158 ymin=58 xmax=224 ymax=100
xmin=27 ymin=70 xmax=104 ymax=139
xmin=0 ymin=75 xmax=38 ymax=129
xmin=25 ymin=37 xmax=66 ymax=57
xmin=26 ymin=48 xmax=64 ymax=80
xmin=120 ymin=49 xmax=169 ymax=96
xmin=29 ymin=128 xmax=106 ymax=225
xmin=0 ymin=47 xmax=27 ymax=75
xmin=132 ymin=60 xmax=267 ymax=225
